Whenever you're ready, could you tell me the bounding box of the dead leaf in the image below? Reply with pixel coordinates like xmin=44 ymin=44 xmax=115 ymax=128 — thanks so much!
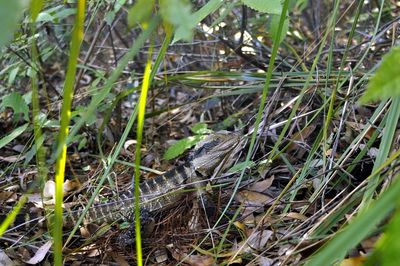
xmin=246 ymin=229 xmax=273 ymax=250
xmin=231 ymin=229 xmax=273 ymax=259
xmin=109 ymin=251 xmax=130 ymax=266
xmin=233 ymin=222 xmax=245 ymax=234
xmin=43 ymin=180 xmax=56 ymax=199
xmin=27 ymin=193 xmax=43 ymax=205
xmin=43 ymin=180 xmax=80 ymax=200
xmin=63 ymin=179 xmax=81 ymax=193
xmin=249 ymin=176 xmax=274 ymax=193
xmin=283 ymin=212 xmax=307 ymax=221
xmin=287 ymin=124 xmax=316 ymax=153
xmin=25 ymin=240 xmax=52 ymax=264
xmin=184 ymin=255 xmax=214 ymax=266
xmin=179 ymin=109 xmax=193 ymax=123
xmin=0 ymin=155 xmax=25 ymax=162
xmin=12 ymin=144 xmax=24 ymax=152
xmin=257 ymin=256 xmax=274 ymax=266
xmin=87 ymin=248 xmax=101 ymax=257
xmin=124 ymin=139 xmax=137 ymax=152
xmin=242 ymin=212 xmax=256 ymax=226
xmin=235 ymin=190 xmax=274 ymax=208
xmin=154 ymin=248 xmax=168 ymax=264
xmin=0 ymin=250 xmax=13 ymax=266
xmin=0 ymin=191 xmax=17 ymax=203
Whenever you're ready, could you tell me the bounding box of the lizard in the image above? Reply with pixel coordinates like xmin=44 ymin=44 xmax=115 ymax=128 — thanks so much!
xmin=1 ymin=131 xmax=244 ymax=238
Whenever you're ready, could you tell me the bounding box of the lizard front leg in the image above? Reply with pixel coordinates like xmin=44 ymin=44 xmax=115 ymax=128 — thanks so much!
xmin=117 ymin=208 xmax=155 ymax=248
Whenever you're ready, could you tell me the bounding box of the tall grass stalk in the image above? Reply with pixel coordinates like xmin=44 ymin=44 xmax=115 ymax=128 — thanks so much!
xmin=53 ymin=1 xmax=85 ymax=265
xmin=307 ymin=147 xmax=400 ymax=265
xmin=64 ymin=17 xmax=160 ymax=247
xmin=0 ymin=0 xmax=46 ymax=237
xmin=186 ymin=0 xmax=292 ymax=262
xmin=133 ymin=42 xmax=153 ymax=265
xmin=361 ymin=98 xmax=400 ymax=206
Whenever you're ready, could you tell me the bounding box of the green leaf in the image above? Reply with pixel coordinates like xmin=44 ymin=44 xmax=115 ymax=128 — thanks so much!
xmin=366 ymin=206 xmax=400 ymax=266
xmin=360 ymin=47 xmax=400 ymax=104
xmin=0 ymin=0 xmax=28 ymax=49
xmin=192 ymin=0 xmax=224 ymax=27
xmin=78 ymin=135 xmax=87 ymax=150
xmin=24 ymin=133 xmax=45 ymax=165
xmin=23 ymin=91 xmax=32 ymax=104
xmin=7 ymin=66 xmax=19 ymax=86
xmin=160 ymin=0 xmax=194 ymax=42
xmin=105 ymin=0 xmax=126 ymax=25
xmin=269 ymin=14 xmax=289 ymax=45
xmin=163 ymin=135 xmax=202 ymax=160
xmin=72 ymin=106 xmax=96 ymax=126
xmin=191 ymin=122 xmax=212 ymax=135
xmin=30 ymin=0 xmax=44 ymax=21
xmin=242 ymin=0 xmax=282 ymax=14
xmin=128 ymin=0 xmax=154 ymax=27
xmin=53 ymin=8 xmax=76 ymax=21
xmin=36 ymin=12 xmax=54 ymax=22
xmin=0 ymin=123 xmax=28 ymax=150
xmin=1 ymin=92 xmax=29 ymax=121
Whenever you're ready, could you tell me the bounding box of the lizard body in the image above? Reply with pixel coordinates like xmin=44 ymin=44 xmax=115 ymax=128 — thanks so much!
xmin=2 ymin=132 xmax=243 ymax=231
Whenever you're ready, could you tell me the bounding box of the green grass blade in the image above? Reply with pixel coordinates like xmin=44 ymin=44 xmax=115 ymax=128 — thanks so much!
xmin=53 ymin=1 xmax=85 ymax=265
xmin=0 ymin=196 xmax=27 ymax=236
xmin=0 ymin=123 xmax=28 ymax=149
xmin=64 ymin=17 xmax=160 ymax=248
xmin=212 ymin=0 xmax=291 ymax=261
xmin=362 ymin=97 xmax=400 ymax=207
xmin=0 ymin=0 xmax=46 ymax=238
xmin=133 ymin=42 xmax=154 ymax=266
xmin=307 ymin=170 xmax=400 ymax=265
xmin=65 ymin=17 xmax=160 ymax=158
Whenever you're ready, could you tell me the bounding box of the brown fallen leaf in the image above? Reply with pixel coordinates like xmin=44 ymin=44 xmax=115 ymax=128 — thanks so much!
xmin=249 ymin=176 xmax=274 ymax=193
xmin=170 ymin=247 xmax=215 ymax=266
xmin=0 ymin=250 xmax=13 ymax=266
xmin=43 ymin=179 xmax=81 ymax=200
xmin=0 ymin=155 xmax=25 ymax=163
xmin=287 ymin=124 xmax=316 ymax=154
xmin=235 ymin=190 xmax=274 ymax=208
xmin=245 ymin=229 xmax=273 ymax=250
xmin=0 ymin=191 xmax=17 ymax=203
xmin=109 ymin=251 xmax=130 ymax=266
xmin=24 ymin=240 xmax=52 ymax=265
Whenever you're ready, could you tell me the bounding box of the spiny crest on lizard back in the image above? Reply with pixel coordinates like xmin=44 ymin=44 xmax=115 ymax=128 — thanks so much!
xmin=190 ymin=131 xmax=243 ymax=176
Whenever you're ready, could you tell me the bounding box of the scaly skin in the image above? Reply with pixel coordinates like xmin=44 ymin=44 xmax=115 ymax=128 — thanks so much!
xmin=2 ymin=132 xmax=243 ymax=230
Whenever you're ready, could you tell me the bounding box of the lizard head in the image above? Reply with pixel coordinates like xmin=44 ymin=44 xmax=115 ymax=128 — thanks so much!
xmin=190 ymin=131 xmax=243 ymax=177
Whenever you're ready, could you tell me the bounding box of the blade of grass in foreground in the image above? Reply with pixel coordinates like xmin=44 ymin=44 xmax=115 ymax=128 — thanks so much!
xmin=133 ymin=42 xmax=153 ymax=266
xmin=53 ymin=1 xmax=85 ymax=265
xmin=63 ymin=17 xmax=161 ymax=248
xmin=361 ymin=101 xmax=400 ymax=207
xmin=307 ymin=170 xmax=400 ymax=265
xmin=132 ymin=29 xmax=172 ymax=264
xmin=0 ymin=196 xmax=27 ymax=236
